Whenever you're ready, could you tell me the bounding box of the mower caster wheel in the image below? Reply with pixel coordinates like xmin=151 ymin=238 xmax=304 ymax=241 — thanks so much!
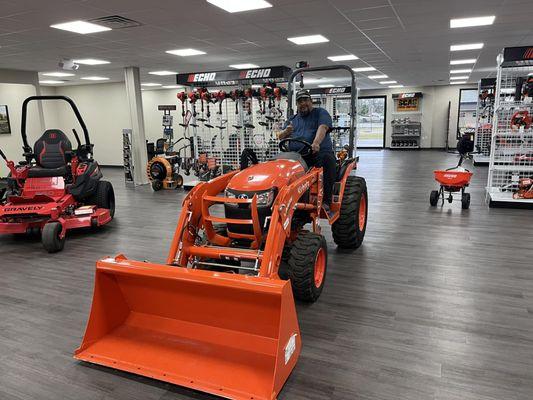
xmin=176 ymin=174 xmax=184 ymax=188
xmin=332 ymin=176 xmax=367 ymax=249
xmin=42 ymin=222 xmax=65 ymax=253
xmin=287 ymin=231 xmax=327 ymax=303
xmin=430 ymin=190 xmax=439 ymax=206
xmin=462 ymin=192 xmax=471 ymax=209
xmin=152 ymin=180 xmax=163 ymax=191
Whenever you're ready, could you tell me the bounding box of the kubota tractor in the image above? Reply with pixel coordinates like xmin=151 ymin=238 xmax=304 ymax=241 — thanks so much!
xmin=75 ymin=65 xmax=367 ymax=400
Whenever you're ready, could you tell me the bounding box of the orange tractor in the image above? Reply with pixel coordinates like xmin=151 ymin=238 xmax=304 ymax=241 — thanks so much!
xmin=75 ymin=65 xmax=367 ymax=399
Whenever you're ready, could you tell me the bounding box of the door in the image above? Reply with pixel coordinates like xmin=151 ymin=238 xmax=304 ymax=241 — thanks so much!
xmin=358 ymin=96 xmax=386 ymax=148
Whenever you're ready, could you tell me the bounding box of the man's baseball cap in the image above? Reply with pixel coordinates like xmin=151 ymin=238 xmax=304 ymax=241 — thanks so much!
xmin=295 ymin=89 xmax=312 ymax=102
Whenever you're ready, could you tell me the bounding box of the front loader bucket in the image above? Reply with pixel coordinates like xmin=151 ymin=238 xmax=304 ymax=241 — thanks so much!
xmin=74 ymin=255 xmax=301 ymax=400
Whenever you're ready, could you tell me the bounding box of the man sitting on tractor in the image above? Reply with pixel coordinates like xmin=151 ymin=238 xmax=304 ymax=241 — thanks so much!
xmin=277 ymin=89 xmax=335 ymax=210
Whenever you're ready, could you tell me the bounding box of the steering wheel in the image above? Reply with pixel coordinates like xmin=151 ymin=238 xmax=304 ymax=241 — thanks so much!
xmin=279 ymin=138 xmax=313 ymax=157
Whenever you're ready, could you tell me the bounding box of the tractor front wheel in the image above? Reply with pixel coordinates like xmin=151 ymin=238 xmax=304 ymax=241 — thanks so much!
xmin=287 ymin=231 xmax=328 ymax=302
xmin=42 ymin=222 xmax=65 ymax=253
xmin=332 ymin=176 xmax=367 ymax=249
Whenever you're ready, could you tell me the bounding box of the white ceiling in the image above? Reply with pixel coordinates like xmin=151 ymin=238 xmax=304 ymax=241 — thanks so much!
xmin=1 ymin=0 xmax=533 ymax=89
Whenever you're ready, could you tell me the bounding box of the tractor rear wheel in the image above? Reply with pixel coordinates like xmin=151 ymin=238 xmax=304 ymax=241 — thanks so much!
xmin=332 ymin=176 xmax=367 ymax=249
xmin=42 ymin=222 xmax=65 ymax=253
xmin=88 ymin=180 xmax=115 ymax=218
xmin=287 ymin=231 xmax=327 ymax=302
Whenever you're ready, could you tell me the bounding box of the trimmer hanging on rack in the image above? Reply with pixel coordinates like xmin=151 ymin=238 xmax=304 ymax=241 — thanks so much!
xmin=201 ymin=90 xmax=214 ymax=129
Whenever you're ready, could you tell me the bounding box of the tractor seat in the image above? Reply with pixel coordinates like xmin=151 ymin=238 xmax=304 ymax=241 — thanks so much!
xmin=273 ymin=152 xmax=308 ymax=171
xmin=28 ymin=129 xmax=72 ymax=178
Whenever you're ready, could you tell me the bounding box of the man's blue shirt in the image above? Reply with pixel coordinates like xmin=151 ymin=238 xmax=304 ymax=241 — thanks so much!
xmin=285 ymin=107 xmax=333 ymax=153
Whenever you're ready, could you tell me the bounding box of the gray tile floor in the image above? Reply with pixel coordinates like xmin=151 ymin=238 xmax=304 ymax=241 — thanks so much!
xmin=1 ymin=150 xmax=533 ymax=400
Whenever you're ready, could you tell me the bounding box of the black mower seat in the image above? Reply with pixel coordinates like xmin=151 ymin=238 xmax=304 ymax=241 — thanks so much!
xmin=28 ymin=165 xmax=69 ymax=178
xmin=273 ymin=152 xmax=308 ymax=171
xmin=34 ymin=129 xmax=72 ymax=169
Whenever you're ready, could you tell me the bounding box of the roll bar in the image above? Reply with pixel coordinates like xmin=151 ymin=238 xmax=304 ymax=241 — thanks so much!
xmin=21 ymin=95 xmax=91 ymax=150
xmin=287 ymin=65 xmax=357 ymax=157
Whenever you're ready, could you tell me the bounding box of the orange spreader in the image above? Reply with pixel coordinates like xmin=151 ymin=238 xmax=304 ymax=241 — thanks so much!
xmin=74 ymin=255 xmax=301 ymax=400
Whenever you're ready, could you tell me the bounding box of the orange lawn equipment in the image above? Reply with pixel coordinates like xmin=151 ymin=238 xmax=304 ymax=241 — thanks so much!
xmin=430 ymin=155 xmax=473 ymax=209
xmin=74 ymin=65 xmax=367 ymax=400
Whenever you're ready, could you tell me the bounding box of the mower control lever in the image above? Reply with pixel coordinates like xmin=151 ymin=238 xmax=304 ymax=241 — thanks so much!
xmin=0 ymin=148 xmax=6 ymax=161
xmin=72 ymin=129 xmax=82 ymax=148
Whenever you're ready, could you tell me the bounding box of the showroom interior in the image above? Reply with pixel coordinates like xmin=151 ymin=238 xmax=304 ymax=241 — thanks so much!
xmin=1 ymin=0 xmax=533 ymax=399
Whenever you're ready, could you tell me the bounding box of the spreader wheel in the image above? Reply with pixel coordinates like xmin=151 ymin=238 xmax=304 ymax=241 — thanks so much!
xmin=287 ymin=231 xmax=327 ymax=302
xmin=42 ymin=222 xmax=65 ymax=253
xmin=430 ymin=190 xmax=439 ymax=206
xmin=332 ymin=176 xmax=367 ymax=249
xmin=462 ymin=192 xmax=471 ymax=209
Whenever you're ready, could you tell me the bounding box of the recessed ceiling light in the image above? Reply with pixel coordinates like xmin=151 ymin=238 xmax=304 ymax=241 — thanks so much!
xmin=328 ymin=54 xmax=358 ymax=62
xmin=368 ymin=74 xmax=388 ymax=79
xmin=450 ymin=59 xmax=477 ymax=65
xmin=74 ymin=58 xmax=110 ymax=65
xmin=166 ymin=48 xmax=206 ymax=56
xmin=229 ymin=63 xmax=259 ymax=69
xmin=450 ymin=75 xmax=469 ymax=80
xmin=380 ymin=80 xmax=397 ymax=84
xmin=50 ymin=20 xmax=111 ymax=34
xmin=450 ymin=69 xmax=472 ymax=74
xmin=352 ymin=67 xmax=376 ymax=72
xmin=81 ymin=76 xmax=109 ymax=81
xmin=39 ymin=80 xmax=65 ymax=84
xmin=162 ymin=85 xmax=184 ymax=89
xmin=141 ymin=83 xmax=162 ymax=87
xmin=206 ymin=0 xmax=272 ymax=13
xmin=149 ymin=71 xmax=177 ymax=76
xmin=450 ymin=16 xmax=495 ymax=28
xmin=41 ymin=72 xmax=75 ymax=77
xmin=287 ymin=34 xmax=329 ymax=45
xmin=450 ymin=43 xmax=484 ymax=51
xmin=389 ymin=85 xmax=404 ymax=88
xmin=318 ymin=84 xmax=335 ymax=88
xmin=450 ymin=81 xmax=467 ymax=85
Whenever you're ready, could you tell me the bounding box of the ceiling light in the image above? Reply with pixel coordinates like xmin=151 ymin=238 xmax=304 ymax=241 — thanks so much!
xmin=81 ymin=76 xmax=109 ymax=81
xmin=149 ymin=71 xmax=177 ymax=76
xmin=74 ymin=58 xmax=110 ymax=65
xmin=328 ymin=54 xmax=358 ymax=62
xmin=450 ymin=59 xmax=477 ymax=65
xmin=287 ymin=35 xmax=329 ymax=45
xmin=41 ymin=72 xmax=75 ymax=77
xmin=141 ymin=83 xmax=162 ymax=87
xmin=450 ymin=16 xmax=495 ymax=28
xmin=166 ymin=48 xmax=206 ymax=56
xmin=380 ymin=80 xmax=397 ymax=84
xmin=450 ymin=75 xmax=469 ymax=80
xmin=450 ymin=81 xmax=467 ymax=85
xmin=368 ymin=74 xmax=388 ymax=79
xmin=389 ymin=85 xmax=404 ymax=88
xmin=206 ymin=0 xmax=272 ymax=13
xmin=162 ymin=85 xmax=184 ymax=89
xmin=353 ymin=67 xmax=376 ymax=72
xmin=229 ymin=63 xmax=259 ymax=69
xmin=450 ymin=69 xmax=472 ymax=74
xmin=318 ymin=84 xmax=335 ymax=88
xmin=50 ymin=20 xmax=111 ymax=34
xmin=450 ymin=43 xmax=484 ymax=51
xmin=39 ymin=80 xmax=65 ymax=84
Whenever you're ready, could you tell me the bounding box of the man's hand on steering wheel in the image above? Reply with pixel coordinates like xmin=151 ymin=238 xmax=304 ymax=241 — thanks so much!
xmin=311 ymin=142 xmax=320 ymax=153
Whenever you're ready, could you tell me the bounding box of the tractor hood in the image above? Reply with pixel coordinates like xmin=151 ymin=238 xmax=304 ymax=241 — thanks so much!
xmin=227 ymin=159 xmax=306 ymax=192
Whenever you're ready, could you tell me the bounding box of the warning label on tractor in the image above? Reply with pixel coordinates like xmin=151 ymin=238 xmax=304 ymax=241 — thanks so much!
xmin=285 ymin=333 xmax=297 ymax=365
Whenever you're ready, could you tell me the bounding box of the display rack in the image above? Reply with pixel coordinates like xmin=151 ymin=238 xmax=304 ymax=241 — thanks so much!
xmin=486 ymin=46 xmax=533 ymax=206
xmin=473 ymin=78 xmax=496 ymax=165
xmin=390 ymin=92 xmax=423 ymax=149
xmin=122 ymin=129 xmax=134 ymax=184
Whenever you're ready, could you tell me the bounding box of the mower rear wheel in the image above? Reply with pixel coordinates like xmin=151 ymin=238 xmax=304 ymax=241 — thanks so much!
xmin=462 ymin=192 xmax=471 ymax=209
xmin=332 ymin=176 xmax=367 ymax=249
xmin=89 ymin=180 xmax=115 ymax=218
xmin=287 ymin=231 xmax=327 ymax=302
xmin=430 ymin=190 xmax=439 ymax=206
xmin=42 ymin=222 xmax=65 ymax=253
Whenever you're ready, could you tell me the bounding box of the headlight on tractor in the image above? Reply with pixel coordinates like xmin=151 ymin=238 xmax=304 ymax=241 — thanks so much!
xmin=224 ymin=188 xmax=276 ymax=207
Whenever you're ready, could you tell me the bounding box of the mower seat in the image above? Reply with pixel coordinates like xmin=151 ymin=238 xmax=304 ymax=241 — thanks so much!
xmin=273 ymin=152 xmax=308 ymax=171
xmin=28 ymin=129 xmax=72 ymax=178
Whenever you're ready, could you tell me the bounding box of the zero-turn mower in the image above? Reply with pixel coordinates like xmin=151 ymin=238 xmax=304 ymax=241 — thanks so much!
xmin=0 ymin=96 xmax=115 ymax=252
xmin=75 ymin=66 xmax=367 ymax=400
